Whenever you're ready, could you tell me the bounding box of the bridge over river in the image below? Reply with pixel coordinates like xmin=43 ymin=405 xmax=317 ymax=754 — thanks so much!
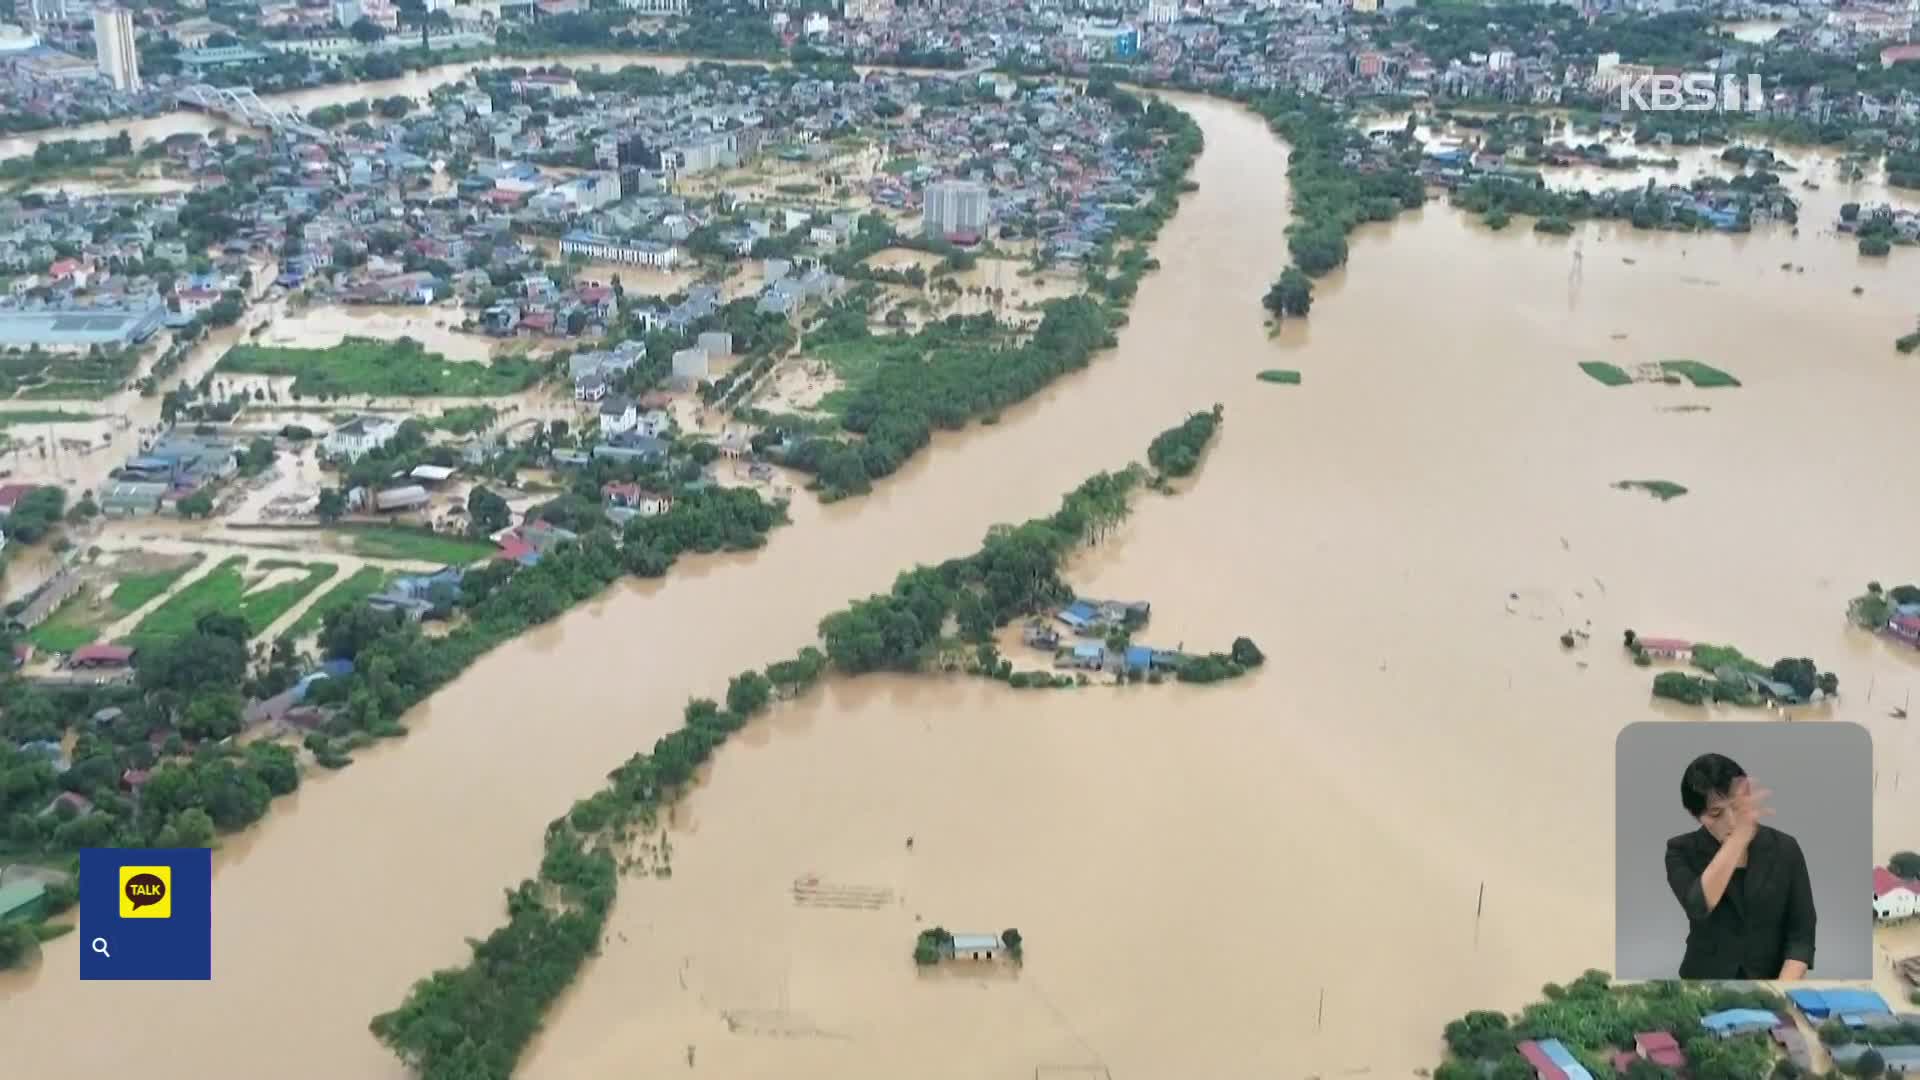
xmin=174 ymin=84 xmax=327 ymax=141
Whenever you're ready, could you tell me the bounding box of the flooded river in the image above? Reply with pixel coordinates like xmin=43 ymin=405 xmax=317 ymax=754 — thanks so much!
xmin=4 ymin=91 xmax=1920 ymax=1079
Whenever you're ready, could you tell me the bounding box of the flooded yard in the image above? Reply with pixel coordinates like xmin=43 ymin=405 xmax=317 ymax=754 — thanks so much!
xmin=259 ymin=304 xmax=508 ymax=364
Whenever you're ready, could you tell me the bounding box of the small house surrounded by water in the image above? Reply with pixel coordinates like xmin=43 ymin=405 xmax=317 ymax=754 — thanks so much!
xmin=948 ymin=934 xmax=1005 ymax=961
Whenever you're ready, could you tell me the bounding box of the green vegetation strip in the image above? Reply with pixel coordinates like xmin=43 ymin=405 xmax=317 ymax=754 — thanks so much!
xmin=338 ymin=525 xmax=498 ymax=565
xmin=19 ymin=381 xmax=119 ymax=401
xmin=128 ymin=557 xmax=336 ymax=647
xmin=1612 ymin=480 xmax=1688 ymax=501
xmin=1147 ymin=405 xmax=1223 ymax=478
xmin=1256 ymin=369 xmax=1301 ymax=385
xmin=284 ymin=566 xmax=393 ymax=641
xmin=218 ymin=337 xmax=542 ymax=398
xmin=1660 ymin=359 xmax=1740 ymax=388
xmin=1578 ymin=361 xmax=1633 ymax=387
xmin=0 ymin=409 xmax=98 ymax=427
xmin=370 ymin=412 xmax=1255 ymax=1076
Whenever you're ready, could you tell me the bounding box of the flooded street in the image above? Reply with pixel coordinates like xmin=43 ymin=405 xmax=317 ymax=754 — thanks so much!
xmin=3 ymin=89 xmax=1920 ymax=1080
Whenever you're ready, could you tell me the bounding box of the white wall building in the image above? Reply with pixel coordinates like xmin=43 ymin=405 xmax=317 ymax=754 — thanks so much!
xmin=322 ymin=416 xmax=402 ymax=460
xmin=803 ymin=11 xmax=830 ymax=35
xmin=671 ymin=346 xmax=710 ymax=381
xmin=557 ymin=231 xmax=681 ymax=269
xmin=1144 ymin=0 xmax=1178 ymax=22
xmin=91 ymin=5 xmax=139 ymax=92
xmin=621 ymin=0 xmax=688 ymax=11
xmin=923 ymin=179 xmax=990 ymax=239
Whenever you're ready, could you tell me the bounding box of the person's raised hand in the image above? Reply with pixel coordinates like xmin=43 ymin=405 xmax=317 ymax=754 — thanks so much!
xmin=1729 ymin=777 xmax=1773 ymax=843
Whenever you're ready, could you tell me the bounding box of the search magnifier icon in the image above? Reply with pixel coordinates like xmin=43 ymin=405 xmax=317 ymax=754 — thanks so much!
xmin=90 ymin=937 xmax=110 ymax=959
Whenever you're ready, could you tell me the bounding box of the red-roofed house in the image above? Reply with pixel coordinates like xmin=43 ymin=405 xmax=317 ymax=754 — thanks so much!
xmin=1634 ymin=1031 xmax=1686 ymax=1070
xmin=1882 ymin=43 xmax=1920 ymax=68
xmin=69 ymin=643 xmax=134 ymax=669
xmin=1874 ymin=866 xmax=1918 ymax=921
xmin=0 ymin=482 xmax=38 ymax=515
xmin=520 ymin=310 xmax=555 ymax=334
xmin=1636 ymin=637 xmax=1693 ymax=661
xmin=1515 ymin=1041 xmax=1569 ymax=1080
xmin=494 ymin=533 xmax=537 ymax=566
xmin=121 ymin=768 xmax=151 ymax=793
xmin=47 ymin=257 xmax=89 ymax=287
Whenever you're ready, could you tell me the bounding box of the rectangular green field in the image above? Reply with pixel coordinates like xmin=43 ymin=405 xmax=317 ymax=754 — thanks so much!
xmin=218 ymin=338 xmax=542 ymax=398
xmin=336 ymin=525 xmax=497 ymax=565
xmin=128 ymin=557 xmax=337 ymax=645
xmin=285 ymin=565 xmax=394 ymax=640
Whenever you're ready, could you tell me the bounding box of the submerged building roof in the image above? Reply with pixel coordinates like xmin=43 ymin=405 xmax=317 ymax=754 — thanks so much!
xmin=0 ymin=307 xmax=166 ymax=348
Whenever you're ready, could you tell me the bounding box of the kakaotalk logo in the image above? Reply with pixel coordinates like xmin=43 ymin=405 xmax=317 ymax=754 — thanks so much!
xmin=119 ymin=865 xmax=172 ymax=919
xmin=1619 ymin=73 xmax=1766 ymax=113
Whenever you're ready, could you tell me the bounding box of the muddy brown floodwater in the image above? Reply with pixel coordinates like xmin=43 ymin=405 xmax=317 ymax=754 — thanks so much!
xmin=4 ymin=92 xmax=1920 ymax=1079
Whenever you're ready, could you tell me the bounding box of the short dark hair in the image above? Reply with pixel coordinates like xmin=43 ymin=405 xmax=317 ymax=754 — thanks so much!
xmin=1681 ymin=753 xmax=1747 ymax=817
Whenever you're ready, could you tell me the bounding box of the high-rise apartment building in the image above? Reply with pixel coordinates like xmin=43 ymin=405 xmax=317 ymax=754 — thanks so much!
xmin=922 ymin=180 xmax=990 ymax=241
xmin=92 ymin=4 xmax=139 ymax=93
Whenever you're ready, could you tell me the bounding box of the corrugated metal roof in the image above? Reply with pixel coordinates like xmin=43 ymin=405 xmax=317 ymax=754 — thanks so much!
xmin=949 ymin=934 xmax=1001 ymax=951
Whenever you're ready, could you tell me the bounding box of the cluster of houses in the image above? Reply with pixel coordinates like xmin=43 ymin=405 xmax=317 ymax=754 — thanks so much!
xmin=99 ymin=429 xmax=240 ymax=517
xmin=1018 ymin=596 xmax=1183 ymax=677
xmin=1839 ymin=203 xmax=1920 ymax=244
xmin=1509 ymin=988 xmax=1917 ymax=1080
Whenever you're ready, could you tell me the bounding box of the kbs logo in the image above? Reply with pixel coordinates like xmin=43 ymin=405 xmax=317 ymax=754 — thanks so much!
xmin=119 ymin=865 xmax=171 ymax=918
xmin=1619 ymin=73 xmax=1765 ymax=113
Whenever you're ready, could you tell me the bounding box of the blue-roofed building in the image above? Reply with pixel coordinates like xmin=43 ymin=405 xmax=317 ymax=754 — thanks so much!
xmin=1067 ymin=642 xmax=1106 ymax=670
xmin=1701 ymin=1008 xmax=1779 ymax=1038
xmin=1536 ymin=1038 xmax=1594 ymax=1080
xmin=1831 ymin=1044 xmax=1920 ymax=1073
xmin=1516 ymin=1038 xmax=1594 ymax=1080
xmin=1057 ymin=601 xmax=1097 ymax=630
xmin=1787 ymin=988 xmax=1891 ymax=1024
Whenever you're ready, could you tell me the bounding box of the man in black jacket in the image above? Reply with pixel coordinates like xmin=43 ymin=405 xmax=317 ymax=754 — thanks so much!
xmin=1664 ymin=752 xmax=1816 ymax=980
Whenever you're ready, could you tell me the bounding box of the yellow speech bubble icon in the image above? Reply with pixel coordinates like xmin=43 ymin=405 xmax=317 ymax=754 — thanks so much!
xmin=119 ymin=865 xmax=171 ymax=919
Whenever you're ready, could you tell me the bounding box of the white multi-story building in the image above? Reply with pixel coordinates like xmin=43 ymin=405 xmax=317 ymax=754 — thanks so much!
xmin=1144 ymin=0 xmax=1177 ymax=23
xmin=621 ymin=0 xmax=688 ymax=12
xmin=92 ymin=5 xmax=139 ymax=92
xmin=322 ymin=416 xmax=402 ymax=460
xmin=844 ymin=0 xmax=894 ymax=22
xmin=923 ymin=179 xmax=990 ymax=240
xmin=558 ymin=231 xmax=681 ymax=269
xmin=802 ymin=11 xmax=829 ymax=35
